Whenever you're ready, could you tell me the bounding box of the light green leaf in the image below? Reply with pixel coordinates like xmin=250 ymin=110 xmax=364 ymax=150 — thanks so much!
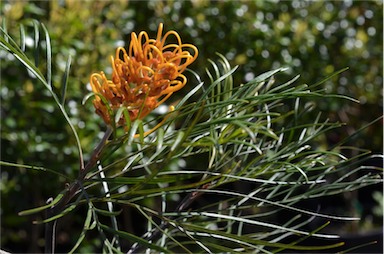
xmin=61 ymin=54 xmax=71 ymax=105
xmin=99 ymin=223 xmax=170 ymax=253
xmin=18 ymin=193 xmax=64 ymax=216
xmin=68 ymin=203 xmax=94 ymax=254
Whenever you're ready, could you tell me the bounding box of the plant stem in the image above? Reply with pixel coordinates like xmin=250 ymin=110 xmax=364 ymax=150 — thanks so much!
xmin=44 ymin=127 xmax=113 ymax=253
xmin=44 ymin=198 xmax=57 ymax=254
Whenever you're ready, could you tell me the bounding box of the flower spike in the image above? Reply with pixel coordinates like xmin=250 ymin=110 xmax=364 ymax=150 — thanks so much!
xmin=90 ymin=23 xmax=198 ymax=129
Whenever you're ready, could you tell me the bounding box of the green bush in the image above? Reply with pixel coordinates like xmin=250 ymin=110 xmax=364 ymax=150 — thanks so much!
xmin=1 ymin=1 xmax=382 ymax=253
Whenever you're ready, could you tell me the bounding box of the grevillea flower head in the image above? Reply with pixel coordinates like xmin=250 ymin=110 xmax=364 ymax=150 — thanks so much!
xmin=90 ymin=23 xmax=198 ymax=127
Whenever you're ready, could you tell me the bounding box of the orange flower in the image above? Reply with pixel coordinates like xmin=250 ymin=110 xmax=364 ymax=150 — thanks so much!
xmin=90 ymin=23 xmax=198 ymax=127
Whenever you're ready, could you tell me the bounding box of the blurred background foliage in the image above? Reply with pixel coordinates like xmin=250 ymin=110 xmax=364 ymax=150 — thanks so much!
xmin=1 ymin=0 xmax=382 ymax=252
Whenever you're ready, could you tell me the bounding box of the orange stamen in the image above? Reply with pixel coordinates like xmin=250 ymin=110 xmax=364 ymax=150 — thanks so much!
xmin=89 ymin=23 xmax=198 ymax=135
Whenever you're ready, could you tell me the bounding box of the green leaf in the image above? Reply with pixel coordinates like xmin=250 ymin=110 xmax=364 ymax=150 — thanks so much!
xmin=175 ymin=81 xmax=204 ymax=109
xmin=310 ymin=67 xmax=349 ymax=89
xmin=156 ymin=127 xmax=165 ymax=152
xmin=251 ymin=67 xmax=288 ymax=84
xmin=94 ymin=207 xmax=122 ymax=217
xmin=33 ymin=204 xmax=77 ymax=224
xmin=61 ymin=54 xmax=71 ymax=105
xmin=41 ymin=23 xmax=52 ymax=88
xmin=182 ymin=223 xmax=344 ymax=251
xmin=33 ymin=20 xmax=40 ymax=67
xmin=68 ymin=203 xmax=94 ymax=254
xmin=170 ymin=131 xmax=185 ymax=152
xmin=18 ymin=193 xmax=64 ymax=216
xmin=19 ymin=24 xmax=26 ymax=52
xmin=1 ymin=17 xmax=8 ymax=43
xmin=87 ymin=174 xmax=195 ymax=185
xmin=99 ymin=223 xmax=170 ymax=253
xmin=0 ymin=161 xmax=71 ymax=180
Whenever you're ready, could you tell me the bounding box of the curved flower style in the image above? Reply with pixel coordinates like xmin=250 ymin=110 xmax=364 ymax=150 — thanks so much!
xmin=90 ymin=23 xmax=198 ymax=127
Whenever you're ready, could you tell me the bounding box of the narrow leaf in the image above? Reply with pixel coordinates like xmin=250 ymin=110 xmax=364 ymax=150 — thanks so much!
xmin=68 ymin=203 xmax=93 ymax=254
xmin=33 ymin=20 xmax=40 ymax=67
xmin=183 ymin=223 xmax=344 ymax=250
xmin=251 ymin=68 xmax=288 ymax=84
xmin=171 ymin=131 xmax=185 ymax=152
xmin=61 ymin=54 xmax=71 ymax=105
xmin=94 ymin=207 xmax=122 ymax=217
xmin=310 ymin=67 xmax=349 ymax=89
xmin=18 ymin=193 xmax=64 ymax=216
xmin=0 ymin=161 xmax=71 ymax=180
xmin=41 ymin=23 xmax=52 ymax=89
xmin=175 ymin=81 xmax=204 ymax=109
xmin=33 ymin=204 xmax=77 ymax=224
xmin=1 ymin=17 xmax=8 ymax=43
xmin=19 ymin=24 xmax=26 ymax=52
xmin=156 ymin=127 xmax=164 ymax=152
xmin=99 ymin=224 xmax=170 ymax=253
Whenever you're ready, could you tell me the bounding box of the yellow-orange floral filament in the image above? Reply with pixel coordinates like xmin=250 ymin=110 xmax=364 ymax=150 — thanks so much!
xmin=90 ymin=23 xmax=198 ymax=127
